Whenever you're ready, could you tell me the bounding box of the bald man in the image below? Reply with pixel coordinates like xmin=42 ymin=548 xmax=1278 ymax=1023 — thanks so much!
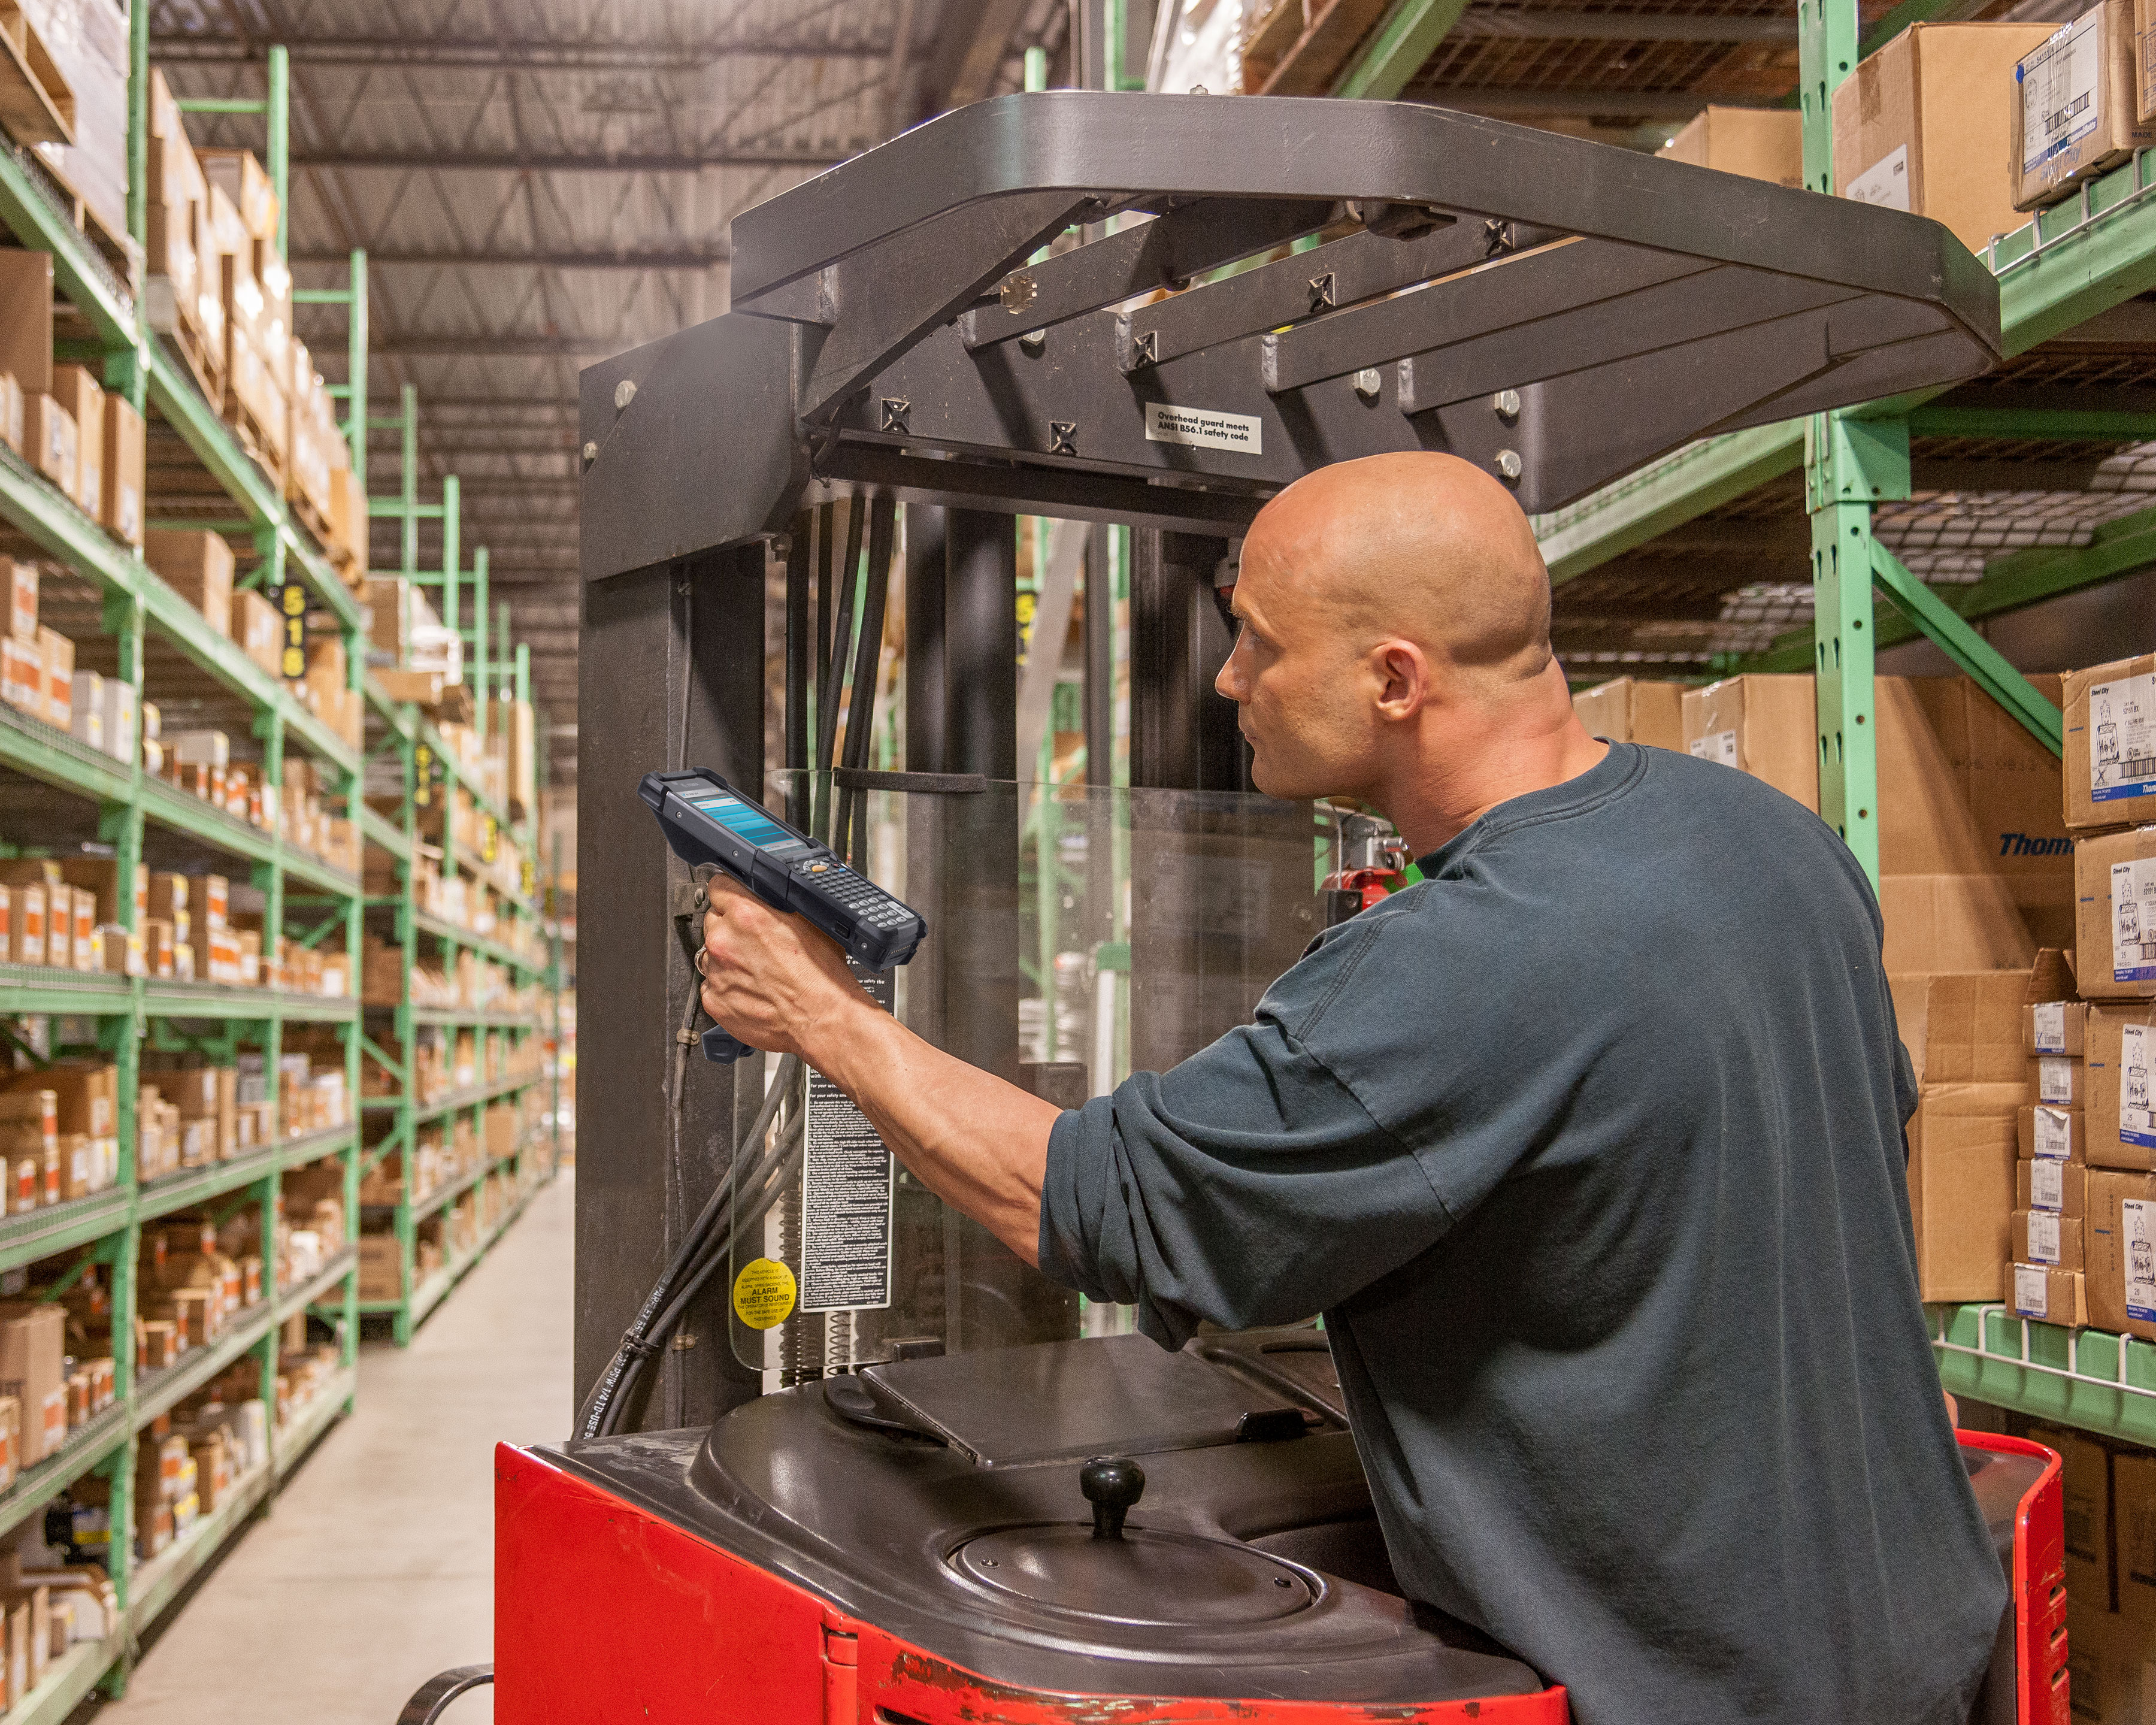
xmin=699 ymin=452 xmax=2006 ymax=1725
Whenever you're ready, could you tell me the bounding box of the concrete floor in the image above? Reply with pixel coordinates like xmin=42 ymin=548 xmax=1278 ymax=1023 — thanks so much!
xmin=92 ymin=1170 xmax=576 ymax=1725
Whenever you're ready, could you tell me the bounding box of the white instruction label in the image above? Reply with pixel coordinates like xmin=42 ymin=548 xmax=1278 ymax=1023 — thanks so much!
xmin=797 ymin=965 xmax=895 ymax=1315
xmin=2113 ymin=859 xmax=2156 ymax=983
xmin=2031 ymin=1157 xmax=2066 ymax=1212
xmin=2020 ymin=13 xmax=2105 ymax=174
xmin=2034 ymin=1104 xmax=2075 ymax=1160
xmin=2125 ymin=1197 xmax=2156 ymax=1322
xmin=2013 ymin=1263 xmax=2050 ymax=1321
xmin=2125 ymin=1024 xmax=2156 ymax=1151
xmin=2090 ymin=671 xmax=2156 ymax=803
xmin=1144 ymin=401 xmax=1263 ymax=456
xmin=2028 ymin=1210 xmax=2063 ymax=1264
xmin=2034 ymin=1001 xmax=2067 ymax=1054
xmin=1689 ymin=729 xmax=1739 ymax=768
xmin=2039 ymin=1055 xmax=2079 ymax=1105
xmin=1845 ymin=145 xmax=1911 ymax=212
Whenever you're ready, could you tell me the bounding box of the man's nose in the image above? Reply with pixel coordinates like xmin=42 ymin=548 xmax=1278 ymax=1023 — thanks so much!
xmin=1215 ymin=638 xmax=1246 ymax=703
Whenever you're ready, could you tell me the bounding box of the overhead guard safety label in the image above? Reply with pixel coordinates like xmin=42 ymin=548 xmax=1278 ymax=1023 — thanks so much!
xmin=1145 ymin=401 xmax=1263 ymax=456
xmin=800 ymin=964 xmax=895 ymax=1315
xmin=2125 ymin=1198 xmax=2156 ymax=1323
xmin=2091 ymin=672 xmax=2156 ymax=803
xmin=2124 ymin=1025 xmax=2155 ymax=1151
xmin=2115 ymin=859 xmax=2156 ymax=983
xmin=732 ymin=1258 xmax=798 ymax=1330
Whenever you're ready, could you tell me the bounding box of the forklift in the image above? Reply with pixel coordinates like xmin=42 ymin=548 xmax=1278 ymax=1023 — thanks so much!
xmin=402 ymin=92 xmax=2064 ymax=1725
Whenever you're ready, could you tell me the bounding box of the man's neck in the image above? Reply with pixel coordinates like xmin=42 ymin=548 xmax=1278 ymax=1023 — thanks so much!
xmin=1377 ymin=686 xmax=1609 ymax=858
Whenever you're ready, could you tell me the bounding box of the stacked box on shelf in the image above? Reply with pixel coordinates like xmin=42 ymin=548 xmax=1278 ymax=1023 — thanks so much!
xmin=14 ymin=0 xmax=131 ymax=268
xmin=144 ymin=70 xmax=226 ymax=404
xmin=198 ymin=148 xmax=285 ymax=484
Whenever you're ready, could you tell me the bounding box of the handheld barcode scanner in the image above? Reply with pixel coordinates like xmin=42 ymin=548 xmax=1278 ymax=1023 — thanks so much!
xmin=639 ymin=768 xmax=927 ymax=1061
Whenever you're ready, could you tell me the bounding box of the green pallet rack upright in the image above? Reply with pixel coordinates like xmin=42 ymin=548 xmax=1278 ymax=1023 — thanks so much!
xmin=356 ymin=389 xmax=555 ymax=1346
xmin=1515 ymin=0 xmax=2156 ymax=1451
xmin=0 ymin=26 xmax=393 ymax=1712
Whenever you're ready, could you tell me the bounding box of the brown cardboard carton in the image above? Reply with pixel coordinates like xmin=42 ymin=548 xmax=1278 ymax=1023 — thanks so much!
xmin=2077 ymin=828 xmax=2156 ymax=1001
xmin=1876 ymin=874 xmax=2034 ymax=974
xmin=2013 ymin=0 xmax=2154 ymax=209
xmin=2086 ymin=1168 xmax=2156 ymax=1337
xmin=2036 ymin=1422 xmax=2116 ymax=1608
xmin=2088 ymin=1003 xmax=2156 ymax=1170
xmin=22 ymin=394 xmax=74 ymax=496
xmin=2034 ymin=1053 xmax=2087 ymax=1107
xmin=2029 ymin=998 xmax=2091 ymax=1055
xmin=143 ymin=530 xmax=234 ymax=636
xmin=1659 ymin=105 xmax=1802 ymax=187
xmin=0 ymin=252 xmax=50 ymax=400
xmin=198 ymin=149 xmax=278 ymax=243
xmin=1891 ymin=970 xmax=2034 ymax=1299
xmin=2064 ymin=654 xmax=2156 ymax=830
xmin=2022 ymin=1103 xmax=2087 ymax=1163
xmin=2009 ymin=1262 xmax=2088 ymax=1324
xmin=49 ymin=367 xmax=101 ymax=521
xmin=1571 ymin=677 xmax=1686 ymax=750
xmin=1833 ymin=22 xmax=2060 ymax=253
xmin=4 ymin=561 xmax=33 ymax=646
xmin=2014 ymin=1207 xmax=2085 ymax=1267
xmin=99 ymin=394 xmax=144 ymax=548
xmin=0 ymin=1305 xmax=64 ymax=1466
xmin=234 ymin=588 xmax=279 ymax=677
xmin=35 ymin=627 xmax=68 ymax=731
xmin=2019 ymin=1157 xmax=2088 ymax=1215
xmin=1681 ymin=673 xmax=1819 ymax=810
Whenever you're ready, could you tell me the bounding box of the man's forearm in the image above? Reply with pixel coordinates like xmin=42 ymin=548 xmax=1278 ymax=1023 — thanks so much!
xmin=806 ymin=997 xmax=1061 ymax=1266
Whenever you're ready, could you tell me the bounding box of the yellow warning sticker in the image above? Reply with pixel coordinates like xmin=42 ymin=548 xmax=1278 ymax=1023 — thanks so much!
xmin=732 ymin=1258 xmax=798 ymax=1330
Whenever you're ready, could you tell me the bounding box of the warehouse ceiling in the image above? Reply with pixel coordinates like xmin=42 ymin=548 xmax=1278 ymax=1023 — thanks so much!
xmin=143 ymin=0 xmax=2147 ymax=764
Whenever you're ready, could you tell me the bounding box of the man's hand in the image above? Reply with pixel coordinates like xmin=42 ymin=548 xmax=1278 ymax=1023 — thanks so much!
xmin=697 ymin=874 xmax=868 ymax=1061
xmin=696 ymin=871 xmax=1061 ymax=1267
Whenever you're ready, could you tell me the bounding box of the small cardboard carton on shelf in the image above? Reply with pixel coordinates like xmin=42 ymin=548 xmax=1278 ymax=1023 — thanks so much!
xmin=143 ymin=529 xmax=234 ymax=636
xmin=1572 ymin=677 xmax=1685 ymax=750
xmin=1681 ymin=673 xmax=1819 ymax=809
xmin=2075 ymin=827 xmax=2156 ymax=1000
xmin=1833 ymin=22 xmax=2060 ymax=253
xmin=2086 ymin=1004 xmax=2156 ymax=1169
xmin=2013 ymin=0 xmax=2154 ymax=210
xmin=0 ymin=1305 xmax=65 ymax=1466
xmin=34 ymin=626 xmax=68 ymax=731
xmin=2014 ymin=1206 xmax=2085 ymax=1269
xmin=2019 ymin=1156 xmax=2088 ymax=1215
xmin=48 ymin=366 xmax=101 ymax=522
xmin=2084 ymin=1166 xmax=2156 ymax=1336
xmin=0 ymin=252 xmax=50 ymax=401
xmin=2064 ymin=653 xmax=2156 ymax=830
xmin=99 ymin=393 xmax=144 ymax=547
xmin=2034 ymin=1049 xmax=2087 ymax=1107
xmin=1658 ymin=106 xmax=1803 ymax=187
xmin=2009 ymin=1261 xmax=2089 ymax=1324
xmin=22 ymin=393 xmax=74 ymax=496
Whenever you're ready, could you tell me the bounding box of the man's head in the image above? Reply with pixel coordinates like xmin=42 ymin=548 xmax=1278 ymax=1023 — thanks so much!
xmin=1216 ymin=451 xmax=1569 ymax=815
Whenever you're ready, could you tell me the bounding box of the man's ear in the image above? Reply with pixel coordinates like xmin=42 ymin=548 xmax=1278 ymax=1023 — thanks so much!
xmin=1372 ymin=641 xmax=1428 ymax=720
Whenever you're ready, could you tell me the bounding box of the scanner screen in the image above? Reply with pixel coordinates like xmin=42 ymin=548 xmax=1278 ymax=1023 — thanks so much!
xmin=686 ymin=792 xmax=800 ymax=852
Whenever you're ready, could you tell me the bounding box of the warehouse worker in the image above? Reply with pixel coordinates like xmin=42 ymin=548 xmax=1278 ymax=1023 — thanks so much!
xmin=697 ymin=450 xmax=2007 ymax=1725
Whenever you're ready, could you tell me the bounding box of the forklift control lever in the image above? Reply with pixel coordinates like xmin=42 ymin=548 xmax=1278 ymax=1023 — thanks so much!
xmin=1082 ymin=1456 xmax=1144 ymax=1540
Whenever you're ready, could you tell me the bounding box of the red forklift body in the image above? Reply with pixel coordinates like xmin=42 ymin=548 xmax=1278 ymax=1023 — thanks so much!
xmin=495 ymin=1334 xmax=2063 ymax=1725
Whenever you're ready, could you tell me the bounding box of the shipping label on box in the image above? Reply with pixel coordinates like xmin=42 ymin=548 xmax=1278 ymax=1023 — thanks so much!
xmin=1689 ymin=729 xmax=1738 ymax=767
xmin=2040 ymin=1055 xmax=2084 ymax=1103
xmin=2127 ymin=1024 xmax=2155 ymax=1147
xmin=1848 ymin=143 xmax=1911 ymax=209
xmin=2022 ymin=12 xmax=2107 ymax=173
xmin=2125 ymin=1196 xmax=2156 ymax=1320
xmin=2118 ymin=858 xmax=2156 ymax=982
xmin=2024 ymin=1208 xmax=2067 ymax=1263
xmin=2090 ymin=668 xmax=2155 ymax=802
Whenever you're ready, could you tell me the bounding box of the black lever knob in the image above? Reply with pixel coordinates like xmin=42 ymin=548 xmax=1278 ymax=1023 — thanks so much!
xmin=1080 ymin=1455 xmax=1145 ymax=1541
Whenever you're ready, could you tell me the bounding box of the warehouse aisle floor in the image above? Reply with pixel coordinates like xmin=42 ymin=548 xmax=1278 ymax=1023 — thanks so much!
xmin=89 ymin=1172 xmax=576 ymax=1725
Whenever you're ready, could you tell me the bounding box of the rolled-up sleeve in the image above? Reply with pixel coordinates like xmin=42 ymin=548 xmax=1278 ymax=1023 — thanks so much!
xmin=1037 ymin=1014 xmax=1454 ymax=1350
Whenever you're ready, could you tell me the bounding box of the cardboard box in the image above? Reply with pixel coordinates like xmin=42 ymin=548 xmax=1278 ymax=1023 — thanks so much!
xmin=2088 ymin=1005 xmax=2156 ymax=1170
xmin=2020 ymin=1157 xmax=2088 ymax=1215
xmin=2066 ymin=655 xmax=2156 ymax=831
xmin=49 ymin=366 xmax=101 ymax=521
xmin=1892 ymin=969 xmax=2035 ymax=1300
xmin=1659 ymin=105 xmax=1802 ymax=187
xmin=2038 ymin=1420 xmax=2117 ymax=1606
xmin=35 ymin=626 xmax=68 ymax=731
xmin=2080 ymin=827 xmax=2156 ymax=1000
xmin=198 ymin=148 xmax=278 ymax=243
xmin=1682 ymin=673 xmax=1819 ymax=810
xmin=1833 ymin=22 xmax=2061 ymax=253
xmin=1877 ymin=874 xmax=2035 ymax=974
xmin=22 ymin=394 xmax=74 ymax=495
xmin=143 ymin=530 xmax=234 ymax=635
xmin=234 ymin=586 xmax=280 ymax=677
xmin=2022 ymin=1103 xmax=2087 ymax=1163
xmin=1571 ymin=677 xmax=1686 ymax=750
xmin=2015 ymin=1207 xmax=2085 ymax=1267
xmin=2035 ymin=1054 xmax=2087 ymax=1106
xmin=2030 ymin=998 xmax=2091 ymax=1055
xmin=2014 ymin=0 xmax=2154 ymax=209
xmin=0 ymin=1305 xmax=65 ymax=1465
xmin=2085 ymin=1167 xmax=2156 ymax=1337
xmin=2010 ymin=1262 xmax=2088 ymax=1324
xmin=0 ymin=252 xmax=51 ymax=400
xmin=99 ymin=394 xmax=143 ymax=547
xmin=4 ymin=561 xmax=33 ymax=646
